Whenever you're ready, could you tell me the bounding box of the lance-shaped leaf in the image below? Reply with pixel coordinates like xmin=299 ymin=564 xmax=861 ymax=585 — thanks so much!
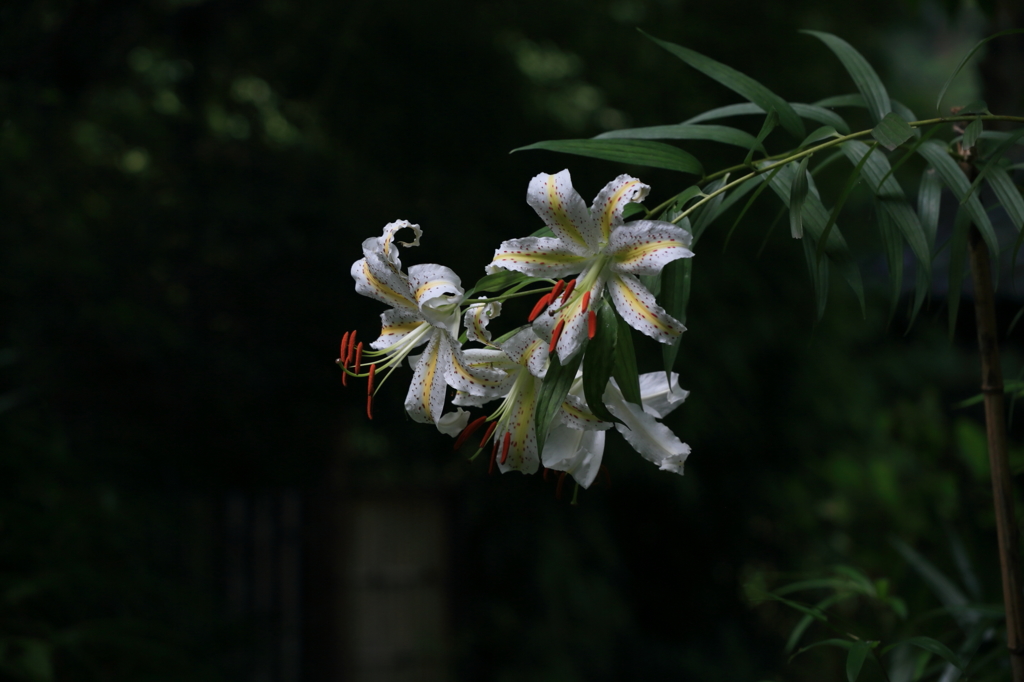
xmin=803 ymin=31 xmax=891 ymax=123
xmin=964 ymin=128 xmax=1024 ymax=203
xmin=726 ymin=166 xmax=782 ymax=249
xmin=465 ymin=270 xmax=544 ymax=299
xmin=872 ymin=112 xmax=914 ymax=151
xmin=917 ymin=140 xmax=999 ymax=261
xmin=512 ymin=139 xmax=703 ymax=175
xmin=948 ymin=208 xmax=972 ymax=338
xmin=841 ymin=140 xmax=930 ymax=272
xmin=987 ymin=165 xmax=1024 ymax=231
xmin=642 ymin=30 xmax=805 ymax=139
xmin=814 ymin=94 xmax=918 ymax=132
xmin=762 ymin=161 xmax=864 ymax=312
xmin=918 ymin=168 xmax=942 ymax=251
xmin=846 ymin=641 xmax=871 ymax=682
xmin=582 ymin=299 xmax=623 ymax=424
xmin=659 ymin=256 xmax=692 ymax=379
xmin=961 ymin=119 xmax=983 ymax=150
xmin=690 ymin=178 xmax=730 ymax=242
xmin=534 ymin=348 xmax=584 ymax=454
xmin=876 ymin=198 xmax=904 ymax=324
xmin=936 ymin=29 xmax=1024 ymax=112
xmin=789 ymin=158 xmax=810 ymax=238
xmin=745 ymin=108 xmax=778 ymax=165
xmin=801 ymin=234 xmax=830 ymax=319
xmin=595 ymin=123 xmax=763 ymax=152
xmin=612 ymin=308 xmax=642 ymax=405
xmin=800 ymin=126 xmax=839 ymax=148
xmin=684 ymin=101 xmax=850 ymax=135
xmin=898 ymin=637 xmax=965 ymax=671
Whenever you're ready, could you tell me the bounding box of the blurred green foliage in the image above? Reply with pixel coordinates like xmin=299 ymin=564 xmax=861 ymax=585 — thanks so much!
xmin=1 ymin=0 xmax=1022 ymax=680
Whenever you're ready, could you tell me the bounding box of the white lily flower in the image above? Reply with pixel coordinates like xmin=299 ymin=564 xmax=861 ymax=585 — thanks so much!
xmin=349 ymin=223 xmax=506 ymax=428
xmin=486 ymin=170 xmax=694 ymax=362
xmin=463 ymin=301 xmax=501 ymax=345
xmin=541 ymin=371 xmax=690 ymax=487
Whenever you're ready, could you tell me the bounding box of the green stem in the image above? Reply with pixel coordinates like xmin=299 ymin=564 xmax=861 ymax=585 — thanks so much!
xmin=464 ymin=287 xmax=553 ymax=305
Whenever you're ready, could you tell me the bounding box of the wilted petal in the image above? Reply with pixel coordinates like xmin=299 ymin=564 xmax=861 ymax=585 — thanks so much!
xmin=404 ymin=332 xmax=448 ymax=425
xmin=541 ymin=426 xmax=605 ymax=489
xmin=638 ymin=371 xmax=689 ymax=418
xmin=371 ymin=307 xmax=430 ymax=351
xmin=526 ymin=170 xmax=600 ymax=253
xmin=607 ymin=221 xmax=694 ymax=276
xmin=606 ymin=273 xmax=686 ymax=344
xmin=351 ymin=252 xmax=416 ymax=310
xmin=605 ymin=379 xmax=690 ymax=475
xmin=487 ymin=236 xmax=591 ymax=279
xmin=437 ymin=408 xmax=470 ymax=437
xmin=464 ymin=302 xmax=501 ymax=344
xmin=591 ymin=175 xmax=650 ymax=243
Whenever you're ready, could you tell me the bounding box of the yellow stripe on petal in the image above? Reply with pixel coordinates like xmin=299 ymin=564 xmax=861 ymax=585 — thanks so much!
xmin=414 ymin=279 xmax=453 ymax=302
xmin=607 ymin=274 xmax=685 ymax=344
xmin=419 ymin=344 xmax=440 ymax=415
xmin=362 ymin=261 xmax=416 ymax=309
xmin=599 ymin=180 xmax=642 ymax=241
xmin=546 ymin=175 xmax=588 ymax=248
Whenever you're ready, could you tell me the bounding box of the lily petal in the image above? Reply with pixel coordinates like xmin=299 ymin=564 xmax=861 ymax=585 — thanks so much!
xmin=605 ymin=379 xmax=690 ymax=475
xmin=437 ymin=408 xmax=470 ymax=436
xmin=496 ymin=374 xmax=541 ymax=475
xmin=607 ymin=221 xmax=694 ymax=276
xmin=351 ymin=252 xmax=416 ymax=310
xmin=558 ymin=393 xmax=613 ymax=431
xmin=541 ymin=426 xmax=606 ymax=489
xmin=638 ymin=371 xmax=690 ymax=419
xmin=464 ymin=302 xmax=501 ymax=344
xmin=526 ymin=170 xmax=599 ymax=253
xmin=404 ymin=332 xmax=448 ymax=425
xmin=591 ymin=175 xmax=650 ymax=244
xmin=443 ymin=334 xmax=508 ymax=398
xmin=408 ymin=263 xmax=464 ymax=330
xmin=606 ymin=272 xmax=686 ymax=344
xmin=371 ymin=307 xmax=430 ymax=351
xmin=500 ymin=327 xmax=549 ymax=379
xmin=487 ymin=237 xmax=591 ymax=278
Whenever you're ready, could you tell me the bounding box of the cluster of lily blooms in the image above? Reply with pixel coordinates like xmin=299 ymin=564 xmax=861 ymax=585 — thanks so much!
xmin=338 ymin=170 xmax=694 ymax=491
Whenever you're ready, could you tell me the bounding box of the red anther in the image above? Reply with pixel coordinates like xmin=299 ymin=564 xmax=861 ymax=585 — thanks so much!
xmin=550 ymin=279 xmax=566 ymax=300
xmin=588 ymin=310 xmax=597 ymax=339
xmin=367 ymin=364 xmax=376 ymax=396
xmin=479 ymin=421 xmax=498 ymax=448
xmin=580 ymin=290 xmax=591 ymax=311
xmin=354 ymin=342 xmax=364 ymax=375
xmin=488 ymin=440 xmax=498 ymax=475
xmin=341 ymin=332 xmax=350 ymax=386
xmin=500 ymin=431 xmax=511 ymax=465
xmin=528 ymin=293 xmax=554 ymax=322
xmin=542 ymin=467 xmax=549 ymax=481
xmin=548 ymin=318 xmax=565 ymax=354
xmin=347 ymin=330 xmax=358 ymax=364
xmin=366 ymin=394 xmax=374 ymax=420
xmin=339 ymin=332 xmax=350 ymax=364
xmin=454 ymin=415 xmax=487 ymax=451
xmin=556 ymin=471 xmax=567 ymax=499
xmin=560 ymin=278 xmax=577 ymax=303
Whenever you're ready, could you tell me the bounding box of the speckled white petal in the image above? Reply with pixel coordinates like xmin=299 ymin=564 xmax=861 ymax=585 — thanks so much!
xmin=495 ymin=374 xmax=541 ymax=475
xmin=452 ymin=391 xmax=500 ymax=407
xmin=404 ymin=332 xmax=447 ymax=425
xmin=541 ymin=426 xmax=605 ymax=489
xmin=351 ymin=253 xmax=416 ymax=310
xmin=407 ymin=263 xmax=464 ymax=330
xmin=486 ymin=237 xmax=591 ymax=278
xmin=361 ymin=220 xmax=422 ymax=271
xmin=607 ymin=221 xmax=694 ymax=276
xmin=558 ymin=393 xmax=613 ymax=431
xmin=371 ymin=307 xmax=430 ymax=351
xmin=607 ymin=273 xmax=686 ymax=344
xmin=638 ymin=371 xmax=690 ymax=419
xmin=526 ymin=170 xmax=600 ymax=254
xmin=551 ymin=278 xmax=604 ymax=364
xmin=500 ymin=327 xmax=549 ymax=378
xmin=441 ymin=333 xmax=508 ymax=398
xmin=605 ymin=379 xmax=690 ymax=475
xmin=463 ymin=302 xmax=501 ymax=344
xmin=437 ymin=408 xmax=470 ymax=437
xmin=591 ymin=175 xmax=650 ymax=243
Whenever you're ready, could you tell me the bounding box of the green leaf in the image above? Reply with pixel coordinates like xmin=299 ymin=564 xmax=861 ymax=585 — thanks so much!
xmin=534 ymin=348 xmax=584 ymax=454
xmin=659 ymin=257 xmax=692 ymax=378
xmin=622 ymin=202 xmax=645 ymax=219
xmin=684 ymin=101 xmax=850 ymax=135
xmin=789 ymin=158 xmax=810 ymax=238
xmin=900 ymin=637 xmax=965 ymax=671
xmin=871 ymin=112 xmax=914 ymax=151
xmin=917 ymin=140 xmax=999 ymax=263
xmin=745 ymin=108 xmax=778 ymax=165
xmin=917 ymin=168 xmax=942 ymax=251
xmin=761 ymin=161 xmax=865 ymax=313
xmin=466 ymin=270 xmax=532 ymax=297
xmin=582 ymin=299 xmax=624 ymax=425
xmin=817 ymin=142 xmax=879 ymax=261
xmin=612 ymin=307 xmax=642 ymax=405
xmin=802 ymin=233 xmax=830 ymax=319
xmin=803 ymin=31 xmax=892 ymax=123
xmin=959 ymin=100 xmax=990 ymax=114
xmin=814 ymin=93 xmax=867 ymax=108
xmin=890 ymin=537 xmax=973 ymax=630
xmin=800 ymin=126 xmax=838 ymax=147
xmin=988 ymin=165 xmax=1024 ymax=231
xmin=691 ymin=177 xmax=731 ymax=243
xmin=962 ymin=119 xmax=983 ymax=150
xmin=791 ymin=638 xmax=854 ymax=661
xmin=948 ymin=207 xmax=971 ymax=338
xmin=642 ymin=30 xmax=805 ymax=139
xmin=841 ymin=140 xmax=930 ymax=272
xmin=964 ymin=127 xmax=1024 ymax=204
xmin=512 ymin=139 xmax=703 ymax=175
xmin=874 ymin=123 xmax=945 ymax=194
xmin=713 ymin=176 xmax=761 ymax=217
xmin=726 ymin=166 xmax=783 ymax=249
xmin=786 ymin=594 xmax=844 ymax=654
xmin=936 ymin=29 xmax=1024 ymax=113
xmin=876 ymin=198 xmax=904 ymax=325
xmin=846 ymin=641 xmax=871 ymax=682
xmin=595 ymin=123 xmax=764 ymax=151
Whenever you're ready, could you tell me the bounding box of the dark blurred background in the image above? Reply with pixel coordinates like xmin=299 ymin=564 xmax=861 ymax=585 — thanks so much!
xmin=2 ymin=0 xmax=1024 ymax=680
